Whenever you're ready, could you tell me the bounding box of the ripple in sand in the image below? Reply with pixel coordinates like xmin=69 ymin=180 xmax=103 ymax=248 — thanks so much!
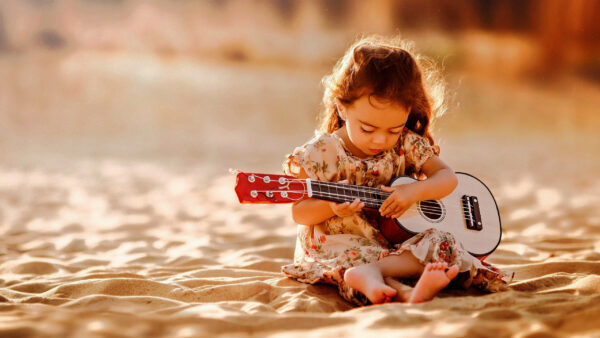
xmin=476 ymin=309 xmax=522 ymax=320
xmin=0 ymin=260 xmax=61 ymax=275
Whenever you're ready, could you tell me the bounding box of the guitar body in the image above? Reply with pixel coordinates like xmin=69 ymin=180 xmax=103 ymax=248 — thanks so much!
xmin=372 ymin=173 xmax=502 ymax=257
xmin=234 ymin=171 xmax=502 ymax=258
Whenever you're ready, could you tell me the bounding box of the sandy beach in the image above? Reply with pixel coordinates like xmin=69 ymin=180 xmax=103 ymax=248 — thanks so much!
xmin=1 ymin=137 xmax=600 ymax=337
xmin=1 ymin=1 xmax=600 ymax=331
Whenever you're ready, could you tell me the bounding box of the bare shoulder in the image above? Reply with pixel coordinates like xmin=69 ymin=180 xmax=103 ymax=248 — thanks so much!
xmin=421 ymin=155 xmax=453 ymax=177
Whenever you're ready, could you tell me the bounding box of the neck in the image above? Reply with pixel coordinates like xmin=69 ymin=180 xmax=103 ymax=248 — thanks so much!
xmin=309 ymin=180 xmax=390 ymax=210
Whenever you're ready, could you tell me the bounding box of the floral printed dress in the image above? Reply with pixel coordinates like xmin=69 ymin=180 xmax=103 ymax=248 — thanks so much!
xmin=281 ymin=129 xmax=513 ymax=306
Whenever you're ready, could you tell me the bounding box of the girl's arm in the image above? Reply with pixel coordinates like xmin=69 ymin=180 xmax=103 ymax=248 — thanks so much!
xmin=380 ymin=155 xmax=458 ymax=218
xmin=291 ymin=168 xmax=364 ymax=225
xmin=409 ymin=155 xmax=458 ymax=201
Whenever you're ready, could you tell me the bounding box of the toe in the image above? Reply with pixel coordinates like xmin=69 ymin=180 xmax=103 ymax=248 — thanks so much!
xmin=446 ymin=265 xmax=459 ymax=279
xmin=384 ymin=285 xmax=398 ymax=298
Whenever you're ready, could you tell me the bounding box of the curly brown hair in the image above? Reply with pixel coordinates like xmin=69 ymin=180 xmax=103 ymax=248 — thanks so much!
xmin=319 ymin=35 xmax=446 ymax=148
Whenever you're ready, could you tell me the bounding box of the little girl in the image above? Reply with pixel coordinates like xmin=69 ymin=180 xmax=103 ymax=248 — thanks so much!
xmin=281 ymin=35 xmax=512 ymax=306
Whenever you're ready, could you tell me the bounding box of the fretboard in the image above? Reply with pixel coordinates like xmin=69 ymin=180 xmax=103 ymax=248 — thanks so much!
xmin=309 ymin=180 xmax=391 ymax=209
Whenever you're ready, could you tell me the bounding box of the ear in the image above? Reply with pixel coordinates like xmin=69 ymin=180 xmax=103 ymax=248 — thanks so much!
xmin=335 ymin=99 xmax=347 ymax=120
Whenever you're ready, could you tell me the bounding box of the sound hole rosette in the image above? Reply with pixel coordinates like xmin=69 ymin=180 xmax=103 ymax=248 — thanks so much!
xmin=417 ymin=200 xmax=446 ymax=223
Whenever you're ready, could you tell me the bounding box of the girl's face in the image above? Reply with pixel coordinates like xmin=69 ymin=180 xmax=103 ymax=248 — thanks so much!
xmin=337 ymin=95 xmax=410 ymax=158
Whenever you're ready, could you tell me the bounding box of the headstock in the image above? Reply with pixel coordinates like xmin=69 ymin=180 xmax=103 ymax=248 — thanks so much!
xmin=234 ymin=172 xmax=308 ymax=204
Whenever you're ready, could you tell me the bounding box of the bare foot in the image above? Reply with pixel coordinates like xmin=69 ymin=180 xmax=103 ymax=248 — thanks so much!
xmin=344 ymin=264 xmax=398 ymax=304
xmin=384 ymin=277 xmax=412 ymax=302
xmin=408 ymin=262 xmax=459 ymax=304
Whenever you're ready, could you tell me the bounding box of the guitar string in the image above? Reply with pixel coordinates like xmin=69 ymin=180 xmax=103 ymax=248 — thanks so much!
xmin=250 ymin=184 xmax=474 ymax=215
xmin=244 ymin=177 xmax=478 ymax=227
xmin=250 ymin=175 xmax=459 ymax=202
xmin=250 ymin=177 xmax=475 ymax=215
xmin=287 ymin=177 xmax=479 ymax=209
xmin=309 ymin=190 xmax=473 ymax=216
xmin=251 ymin=189 xmax=476 ymax=220
xmin=305 ymin=190 xmax=476 ymax=223
xmin=300 ymin=178 xmax=478 ymax=215
xmin=302 ymin=184 xmax=471 ymax=212
xmin=267 ymin=176 xmax=391 ymax=195
xmin=245 ymin=175 xmax=476 ymax=218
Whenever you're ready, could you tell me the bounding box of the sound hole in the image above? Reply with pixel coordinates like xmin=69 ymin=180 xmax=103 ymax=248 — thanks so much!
xmin=419 ymin=200 xmax=443 ymax=221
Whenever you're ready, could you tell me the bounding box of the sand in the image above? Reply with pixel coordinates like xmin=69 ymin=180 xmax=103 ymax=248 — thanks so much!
xmin=1 ymin=139 xmax=599 ymax=337
xmin=1 ymin=50 xmax=600 ymax=337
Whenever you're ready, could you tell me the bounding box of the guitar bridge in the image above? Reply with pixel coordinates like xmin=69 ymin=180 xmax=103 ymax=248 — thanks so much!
xmin=462 ymin=195 xmax=482 ymax=231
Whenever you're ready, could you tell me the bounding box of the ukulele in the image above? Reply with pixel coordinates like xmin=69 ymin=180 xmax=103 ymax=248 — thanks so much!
xmin=234 ymin=171 xmax=502 ymax=258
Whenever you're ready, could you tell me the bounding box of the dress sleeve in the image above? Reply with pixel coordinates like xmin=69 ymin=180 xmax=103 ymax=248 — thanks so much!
xmin=282 ymin=133 xmax=340 ymax=182
xmin=402 ymin=130 xmax=440 ymax=175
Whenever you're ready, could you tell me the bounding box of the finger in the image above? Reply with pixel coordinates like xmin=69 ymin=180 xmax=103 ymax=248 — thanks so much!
xmin=331 ymin=204 xmax=350 ymax=217
xmin=346 ymin=199 xmax=359 ymax=212
xmin=388 ymin=206 xmax=402 ymax=218
xmin=380 ymin=185 xmax=393 ymax=192
xmin=380 ymin=205 xmax=389 ymax=217
xmin=330 ymin=201 xmax=348 ymax=212
xmin=379 ymin=199 xmax=389 ymax=214
xmin=380 ymin=200 xmax=395 ymax=216
xmin=351 ymin=202 xmax=365 ymax=213
xmin=391 ymin=209 xmax=405 ymax=219
xmin=339 ymin=179 xmax=349 ymax=184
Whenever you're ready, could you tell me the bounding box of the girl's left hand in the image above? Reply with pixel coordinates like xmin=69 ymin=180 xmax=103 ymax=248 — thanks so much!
xmin=379 ymin=185 xmax=418 ymax=218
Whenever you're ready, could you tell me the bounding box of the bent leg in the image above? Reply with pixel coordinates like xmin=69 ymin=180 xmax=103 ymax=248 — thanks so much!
xmin=408 ymin=262 xmax=459 ymax=303
xmin=383 ymin=277 xmax=413 ymax=302
xmin=344 ymin=251 xmax=424 ymax=304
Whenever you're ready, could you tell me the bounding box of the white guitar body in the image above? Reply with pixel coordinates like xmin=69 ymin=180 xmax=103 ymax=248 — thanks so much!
xmin=390 ymin=172 xmax=502 ymax=257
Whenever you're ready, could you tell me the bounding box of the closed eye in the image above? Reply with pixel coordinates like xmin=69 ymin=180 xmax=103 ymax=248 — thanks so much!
xmin=361 ymin=128 xmax=374 ymax=133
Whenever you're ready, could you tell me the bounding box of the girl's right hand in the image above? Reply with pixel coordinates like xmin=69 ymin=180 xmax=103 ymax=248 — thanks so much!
xmin=328 ymin=198 xmax=364 ymax=217
xmin=327 ymin=180 xmax=364 ymax=217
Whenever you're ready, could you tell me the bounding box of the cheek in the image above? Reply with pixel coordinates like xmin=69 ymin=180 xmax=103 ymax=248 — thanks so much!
xmin=347 ymin=126 xmax=366 ymax=143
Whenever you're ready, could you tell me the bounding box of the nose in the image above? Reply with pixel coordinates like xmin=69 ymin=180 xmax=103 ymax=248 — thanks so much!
xmin=372 ymin=133 xmax=386 ymax=146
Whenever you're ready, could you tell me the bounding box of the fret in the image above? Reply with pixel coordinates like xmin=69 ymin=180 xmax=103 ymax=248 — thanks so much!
xmin=378 ymin=188 xmax=387 ymax=208
xmin=373 ymin=189 xmax=383 ymax=209
xmin=347 ymin=185 xmax=355 ymax=203
xmin=359 ymin=186 xmax=365 ymax=204
xmin=357 ymin=186 xmax=369 ymax=209
xmin=315 ymin=181 xmax=323 ymax=200
xmin=310 ymin=181 xmax=391 ymax=208
xmin=365 ymin=188 xmax=376 ymax=209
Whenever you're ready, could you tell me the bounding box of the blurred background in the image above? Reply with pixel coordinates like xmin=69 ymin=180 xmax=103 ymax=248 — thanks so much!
xmin=0 ymin=0 xmax=599 ymax=185
xmin=2 ymin=3 xmax=600 ymax=335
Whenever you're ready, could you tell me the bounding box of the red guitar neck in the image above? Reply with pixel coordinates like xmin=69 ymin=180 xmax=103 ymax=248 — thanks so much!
xmin=234 ymin=172 xmax=390 ymax=208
